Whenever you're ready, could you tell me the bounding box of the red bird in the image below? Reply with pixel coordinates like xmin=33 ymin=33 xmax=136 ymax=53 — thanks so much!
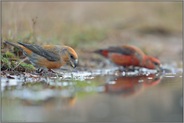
xmin=5 ymin=41 xmax=78 ymax=71
xmin=104 ymin=74 xmax=161 ymax=97
xmin=94 ymin=45 xmax=161 ymax=70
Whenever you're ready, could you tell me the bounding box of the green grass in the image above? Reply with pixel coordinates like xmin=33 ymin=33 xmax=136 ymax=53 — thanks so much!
xmin=1 ymin=56 xmax=12 ymax=69
xmin=18 ymin=62 xmax=35 ymax=72
xmin=3 ymin=51 xmax=15 ymax=58
xmin=1 ymin=51 xmax=35 ymax=72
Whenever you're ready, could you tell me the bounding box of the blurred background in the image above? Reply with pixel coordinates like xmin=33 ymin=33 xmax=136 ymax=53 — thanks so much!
xmin=2 ymin=2 xmax=183 ymax=122
xmin=2 ymin=2 xmax=182 ymax=65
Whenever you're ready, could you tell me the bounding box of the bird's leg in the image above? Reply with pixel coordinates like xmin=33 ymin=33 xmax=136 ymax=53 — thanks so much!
xmin=117 ymin=66 xmax=124 ymax=72
xmin=35 ymin=68 xmax=53 ymax=77
xmin=48 ymin=69 xmax=56 ymax=73
xmin=48 ymin=69 xmax=63 ymax=77
xmin=36 ymin=68 xmax=44 ymax=73
xmin=128 ymin=66 xmax=135 ymax=71
xmin=36 ymin=68 xmax=56 ymax=74
xmin=119 ymin=66 xmax=133 ymax=72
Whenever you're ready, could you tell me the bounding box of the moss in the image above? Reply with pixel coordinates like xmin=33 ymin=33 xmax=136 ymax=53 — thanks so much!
xmin=1 ymin=56 xmax=12 ymax=69
xmin=1 ymin=51 xmax=35 ymax=72
xmin=3 ymin=51 xmax=15 ymax=58
xmin=18 ymin=62 xmax=35 ymax=72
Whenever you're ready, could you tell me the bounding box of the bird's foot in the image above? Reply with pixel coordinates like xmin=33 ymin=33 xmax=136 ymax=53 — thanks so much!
xmin=34 ymin=68 xmax=63 ymax=77
xmin=36 ymin=68 xmax=44 ymax=73
xmin=48 ymin=69 xmax=57 ymax=73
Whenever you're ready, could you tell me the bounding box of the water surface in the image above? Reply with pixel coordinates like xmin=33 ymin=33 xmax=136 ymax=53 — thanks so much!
xmin=1 ymin=66 xmax=183 ymax=122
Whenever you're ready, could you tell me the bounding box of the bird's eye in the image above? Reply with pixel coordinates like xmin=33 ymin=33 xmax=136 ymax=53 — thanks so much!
xmin=70 ymin=55 xmax=74 ymax=59
xmin=154 ymin=62 xmax=159 ymax=66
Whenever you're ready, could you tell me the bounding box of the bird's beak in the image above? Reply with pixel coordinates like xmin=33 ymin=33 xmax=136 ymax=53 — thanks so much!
xmin=70 ymin=59 xmax=78 ymax=68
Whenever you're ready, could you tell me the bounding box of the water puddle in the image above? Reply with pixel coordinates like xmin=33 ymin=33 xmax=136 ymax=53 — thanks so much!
xmin=1 ymin=64 xmax=183 ymax=122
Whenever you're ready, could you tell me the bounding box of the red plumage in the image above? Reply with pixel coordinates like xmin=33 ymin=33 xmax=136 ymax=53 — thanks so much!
xmin=95 ymin=45 xmax=161 ymax=70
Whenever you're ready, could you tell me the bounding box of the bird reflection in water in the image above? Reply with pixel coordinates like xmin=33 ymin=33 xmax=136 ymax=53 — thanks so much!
xmin=3 ymin=72 xmax=162 ymax=109
xmin=104 ymin=74 xmax=162 ymax=97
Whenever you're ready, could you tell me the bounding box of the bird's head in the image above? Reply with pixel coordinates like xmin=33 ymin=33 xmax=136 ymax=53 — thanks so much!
xmin=63 ymin=46 xmax=78 ymax=68
xmin=143 ymin=56 xmax=161 ymax=70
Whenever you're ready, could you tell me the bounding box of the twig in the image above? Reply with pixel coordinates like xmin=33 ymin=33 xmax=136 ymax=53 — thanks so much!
xmin=13 ymin=57 xmax=29 ymax=70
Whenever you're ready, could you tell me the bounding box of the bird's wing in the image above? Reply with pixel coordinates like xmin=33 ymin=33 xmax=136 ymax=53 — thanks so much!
xmin=18 ymin=42 xmax=60 ymax=61
xmin=107 ymin=46 xmax=136 ymax=55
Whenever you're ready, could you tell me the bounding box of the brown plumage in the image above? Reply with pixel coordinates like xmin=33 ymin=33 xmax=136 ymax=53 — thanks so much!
xmin=5 ymin=41 xmax=78 ymax=70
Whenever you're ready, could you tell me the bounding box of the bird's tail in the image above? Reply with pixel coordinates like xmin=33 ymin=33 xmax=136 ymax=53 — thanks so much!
xmin=93 ymin=49 xmax=103 ymax=54
xmin=4 ymin=41 xmax=22 ymax=49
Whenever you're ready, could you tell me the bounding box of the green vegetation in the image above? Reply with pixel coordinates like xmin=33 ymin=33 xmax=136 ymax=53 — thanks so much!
xmin=3 ymin=51 xmax=15 ymax=58
xmin=18 ymin=62 xmax=35 ymax=72
xmin=1 ymin=51 xmax=16 ymax=70
xmin=1 ymin=51 xmax=35 ymax=72
xmin=1 ymin=56 xmax=12 ymax=69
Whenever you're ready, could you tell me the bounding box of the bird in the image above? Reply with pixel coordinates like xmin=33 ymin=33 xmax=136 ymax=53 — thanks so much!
xmin=104 ymin=74 xmax=161 ymax=97
xmin=4 ymin=41 xmax=78 ymax=71
xmin=94 ymin=45 xmax=161 ymax=70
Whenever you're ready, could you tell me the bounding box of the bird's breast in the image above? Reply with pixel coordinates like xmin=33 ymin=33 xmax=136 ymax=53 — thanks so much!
xmin=37 ymin=58 xmax=63 ymax=69
xmin=109 ymin=53 xmax=141 ymax=66
xmin=26 ymin=53 xmax=63 ymax=69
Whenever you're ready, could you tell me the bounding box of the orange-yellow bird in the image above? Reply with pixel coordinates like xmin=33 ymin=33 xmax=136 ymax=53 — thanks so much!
xmin=5 ymin=41 xmax=78 ymax=70
xmin=94 ymin=45 xmax=161 ymax=70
